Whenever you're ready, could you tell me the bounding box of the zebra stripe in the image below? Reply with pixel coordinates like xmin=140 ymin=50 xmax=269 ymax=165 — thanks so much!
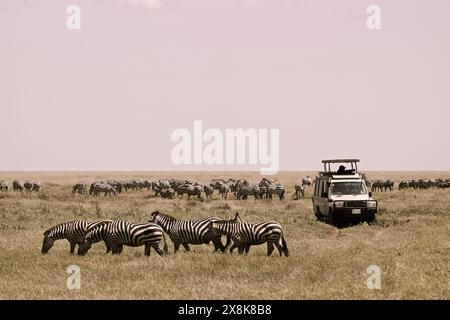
xmin=42 ymin=220 xmax=113 ymax=254
xmin=210 ymin=213 xmax=288 ymax=257
xmin=149 ymin=211 xmax=228 ymax=253
xmin=78 ymin=220 xmax=167 ymax=256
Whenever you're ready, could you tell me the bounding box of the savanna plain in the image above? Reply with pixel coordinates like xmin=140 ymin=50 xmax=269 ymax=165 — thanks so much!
xmin=0 ymin=171 xmax=448 ymax=299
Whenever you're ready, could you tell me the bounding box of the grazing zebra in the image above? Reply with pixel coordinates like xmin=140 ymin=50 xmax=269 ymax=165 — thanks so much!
xmin=107 ymin=180 xmax=123 ymax=193
xmin=90 ymin=181 xmax=117 ymax=196
xmin=0 ymin=180 xmax=8 ymax=192
xmin=236 ymin=185 xmax=260 ymax=200
xmin=204 ymin=185 xmax=214 ymax=199
xmin=160 ymin=188 xmax=176 ymax=199
xmin=294 ymin=184 xmax=305 ymax=199
xmin=149 ymin=211 xmax=229 ymax=253
xmin=24 ymin=181 xmax=41 ymax=193
xmin=209 ymin=213 xmax=289 ymax=257
xmin=78 ymin=220 xmax=168 ymax=256
xmin=72 ymin=183 xmax=87 ymax=196
xmin=169 ymin=178 xmax=192 ymax=189
xmin=42 ymin=220 xmax=113 ymax=254
xmin=210 ymin=179 xmax=226 ymax=192
xmin=12 ymin=180 xmax=23 ymax=192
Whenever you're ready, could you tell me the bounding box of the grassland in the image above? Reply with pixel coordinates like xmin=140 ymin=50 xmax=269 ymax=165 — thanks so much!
xmin=0 ymin=171 xmax=449 ymax=299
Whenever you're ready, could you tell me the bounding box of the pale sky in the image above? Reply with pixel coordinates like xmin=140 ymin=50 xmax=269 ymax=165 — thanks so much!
xmin=1 ymin=0 xmax=449 ymax=171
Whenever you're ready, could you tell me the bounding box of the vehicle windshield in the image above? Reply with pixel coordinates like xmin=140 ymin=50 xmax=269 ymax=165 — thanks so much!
xmin=330 ymin=181 xmax=366 ymax=195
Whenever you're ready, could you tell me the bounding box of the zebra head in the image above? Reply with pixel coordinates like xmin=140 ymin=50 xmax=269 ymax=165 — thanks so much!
xmin=41 ymin=230 xmax=54 ymax=254
xmin=149 ymin=211 xmax=175 ymax=231
xmin=209 ymin=212 xmax=242 ymax=237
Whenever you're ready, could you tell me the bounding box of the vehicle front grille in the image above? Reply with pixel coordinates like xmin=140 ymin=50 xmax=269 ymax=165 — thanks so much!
xmin=345 ymin=201 xmax=366 ymax=208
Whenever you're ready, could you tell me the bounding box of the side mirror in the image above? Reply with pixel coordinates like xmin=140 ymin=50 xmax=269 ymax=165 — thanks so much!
xmin=369 ymin=192 xmax=372 ymax=198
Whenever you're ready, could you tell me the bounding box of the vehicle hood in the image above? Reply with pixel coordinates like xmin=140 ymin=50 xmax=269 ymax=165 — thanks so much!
xmin=330 ymin=194 xmax=371 ymax=201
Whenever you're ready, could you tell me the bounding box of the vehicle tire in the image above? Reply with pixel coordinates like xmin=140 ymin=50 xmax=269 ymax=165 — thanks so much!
xmin=314 ymin=207 xmax=322 ymax=220
xmin=366 ymin=213 xmax=376 ymax=223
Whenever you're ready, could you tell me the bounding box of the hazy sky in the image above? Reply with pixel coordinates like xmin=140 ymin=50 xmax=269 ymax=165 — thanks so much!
xmin=1 ymin=0 xmax=449 ymax=171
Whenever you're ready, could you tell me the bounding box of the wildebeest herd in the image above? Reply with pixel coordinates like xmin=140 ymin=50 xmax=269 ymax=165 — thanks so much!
xmin=0 ymin=179 xmax=41 ymax=193
xmin=72 ymin=177 xmax=293 ymax=200
xmin=1 ymin=175 xmax=449 ymax=200
xmin=368 ymin=178 xmax=450 ymax=191
xmin=41 ymin=212 xmax=289 ymax=257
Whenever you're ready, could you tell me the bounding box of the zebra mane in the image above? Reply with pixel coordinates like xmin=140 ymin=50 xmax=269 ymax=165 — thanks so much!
xmin=151 ymin=211 xmax=177 ymax=221
xmin=43 ymin=220 xmax=79 ymax=236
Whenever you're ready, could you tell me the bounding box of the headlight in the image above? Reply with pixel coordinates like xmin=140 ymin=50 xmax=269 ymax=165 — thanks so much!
xmin=367 ymin=200 xmax=377 ymax=208
xmin=334 ymin=201 xmax=345 ymax=208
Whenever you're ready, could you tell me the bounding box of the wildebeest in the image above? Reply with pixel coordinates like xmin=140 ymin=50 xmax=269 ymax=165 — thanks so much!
xmin=24 ymin=181 xmax=41 ymax=194
xmin=13 ymin=180 xmax=23 ymax=192
xmin=0 ymin=180 xmax=8 ymax=192
xmin=302 ymin=176 xmax=312 ymax=187
xmin=159 ymin=188 xmax=176 ymax=199
xmin=294 ymin=184 xmax=305 ymax=199
xmin=72 ymin=183 xmax=87 ymax=196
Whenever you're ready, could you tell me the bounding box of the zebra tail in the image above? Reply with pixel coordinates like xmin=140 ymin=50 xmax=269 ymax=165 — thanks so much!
xmin=162 ymin=232 xmax=168 ymax=255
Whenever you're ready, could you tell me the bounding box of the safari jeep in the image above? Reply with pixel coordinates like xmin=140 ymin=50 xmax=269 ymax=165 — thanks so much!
xmin=312 ymin=159 xmax=377 ymax=226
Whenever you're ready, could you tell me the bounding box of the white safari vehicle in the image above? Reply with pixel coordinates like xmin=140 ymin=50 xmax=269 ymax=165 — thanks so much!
xmin=312 ymin=159 xmax=377 ymax=226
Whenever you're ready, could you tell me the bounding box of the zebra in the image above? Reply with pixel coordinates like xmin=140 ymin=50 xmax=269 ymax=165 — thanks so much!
xmin=149 ymin=211 xmax=229 ymax=253
xmin=169 ymin=178 xmax=192 ymax=189
xmin=90 ymin=181 xmax=117 ymax=196
xmin=107 ymin=180 xmax=123 ymax=193
xmin=210 ymin=179 xmax=226 ymax=192
xmin=77 ymin=220 xmax=168 ymax=256
xmin=152 ymin=180 xmax=171 ymax=194
xmin=0 ymin=180 xmax=8 ymax=192
xmin=294 ymin=184 xmax=305 ymax=199
xmin=236 ymin=185 xmax=260 ymax=200
xmin=258 ymin=178 xmax=285 ymax=200
xmin=24 ymin=181 xmax=41 ymax=193
xmin=209 ymin=212 xmax=289 ymax=257
xmin=72 ymin=183 xmax=87 ymax=196
xmin=12 ymin=180 xmax=23 ymax=192
xmin=302 ymin=176 xmax=312 ymax=187
xmin=41 ymin=220 xmax=113 ymax=254
xmin=267 ymin=184 xmax=285 ymax=200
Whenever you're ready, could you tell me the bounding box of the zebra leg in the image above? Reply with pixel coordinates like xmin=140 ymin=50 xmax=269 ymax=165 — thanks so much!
xmin=173 ymin=241 xmax=181 ymax=253
xmin=267 ymin=242 xmax=275 ymax=256
xmin=69 ymin=241 xmax=76 ymax=254
xmin=244 ymin=244 xmax=251 ymax=254
xmin=152 ymin=244 xmax=164 ymax=256
xmin=229 ymin=243 xmax=239 ymax=254
xmin=182 ymin=243 xmax=191 ymax=252
xmin=144 ymin=243 xmax=151 ymax=256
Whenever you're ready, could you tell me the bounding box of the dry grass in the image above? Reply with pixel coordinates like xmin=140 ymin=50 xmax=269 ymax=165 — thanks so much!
xmin=0 ymin=171 xmax=449 ymax=299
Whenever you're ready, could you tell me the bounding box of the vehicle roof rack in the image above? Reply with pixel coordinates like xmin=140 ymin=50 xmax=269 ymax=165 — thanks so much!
xmin=321 ymin=159 xmax=360 ymax=174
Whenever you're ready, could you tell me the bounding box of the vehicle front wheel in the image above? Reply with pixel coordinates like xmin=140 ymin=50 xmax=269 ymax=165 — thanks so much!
xmin=366 ymin=213 xmax=376 ymax=223
xmin=328 ymin=210 xmax=342 ymax=227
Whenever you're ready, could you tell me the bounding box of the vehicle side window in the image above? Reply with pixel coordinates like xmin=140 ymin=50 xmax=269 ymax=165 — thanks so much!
xmin=314 ymin=180 xmax=320 ymax=196
xmin=321 ymin=182 xmax=328 ymax=197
